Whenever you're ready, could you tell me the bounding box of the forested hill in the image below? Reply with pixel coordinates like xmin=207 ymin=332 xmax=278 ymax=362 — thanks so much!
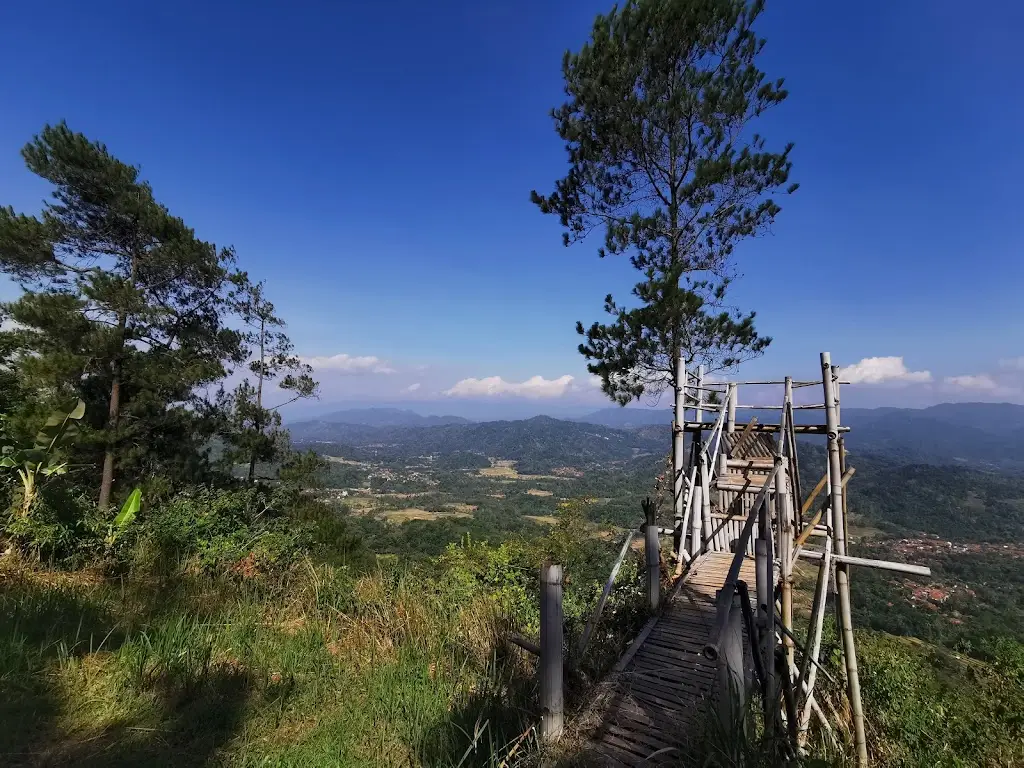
xmin=289 ymin=414 xmax=664 ymax=471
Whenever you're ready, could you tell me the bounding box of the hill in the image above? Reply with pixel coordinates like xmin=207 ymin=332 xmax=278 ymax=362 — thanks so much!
xmin=289 ymin=414 xmax=663 ymax=472
xmin=575 ymin=407 xmax=672 ymax=428
xmin=316 ymin=407 xmax=472 ymax=427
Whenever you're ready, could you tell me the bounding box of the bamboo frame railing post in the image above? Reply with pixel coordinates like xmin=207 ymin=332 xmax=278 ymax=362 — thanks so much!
xmin=539 ymin=563 xmax=564 ymax=745
xmin=780 ymin=378 xmax=796 ymax=672
xmin=821 ymin=352 xmax=868 ymax=767
xmin=696 ymin=364 xmax=705 ymax=423
xmin=577 ymin=530 xmax=635 ymax=658
xmin=672 ymin=357 xmax=686 ymax=564
xmin=700 ymin=451 xmax=714 ymax=550
xmin=644 ymin=500 xmax=661 ymax=611
xmin=727 ymin=382 xmax=737 ymax=433
xmin=755 ymin=498 xmax=777 ymax=729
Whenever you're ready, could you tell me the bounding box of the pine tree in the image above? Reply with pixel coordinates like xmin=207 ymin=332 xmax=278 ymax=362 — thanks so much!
xmin=532 ymin=0 xmax=796 ymax=403
xmin=221 ymin=280 xmax=318 ymax=482
xmin=0 ymin=123 xmax=245 ymax=506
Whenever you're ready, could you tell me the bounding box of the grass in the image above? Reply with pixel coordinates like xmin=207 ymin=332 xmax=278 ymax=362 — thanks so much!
xmin=0 ymin=558 xmax=538 ymax=767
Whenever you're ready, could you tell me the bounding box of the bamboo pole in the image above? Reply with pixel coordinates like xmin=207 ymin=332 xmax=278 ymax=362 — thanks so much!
xmin=645 ymin=501 xmax=660 ymax=611
xmin=685 ymin=422 xmax=850 ymax=434
xmin=700 ymin=453 xmax=714 ymax=550
xmin=726 ymin=382 xmax=737 ymax=433
xmin=672 ymin=357 xmax=686 ymax=566
xmin=696 ymin=364 xmax=705 ymax=423
xmin=796 ymin=550 xmax=931 ymax=576
xmin=778 ymin=470 xmax=795 ymax=670
xmin=821 ymin=352 xmax=867 ymax=767
xmin=779 ymin=381 xmax=795 ymax=671
xmin=539 ymin=563 xmax=564 ymax=745
xmin=576 ymin=530 xmax=635 ymax=657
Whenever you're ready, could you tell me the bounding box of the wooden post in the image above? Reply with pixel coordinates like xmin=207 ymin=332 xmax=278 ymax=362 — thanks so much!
xmin=645 ymin=501 xmax=661 ymax=611
xmin=821 ymin=352 xmax=867 ymax=767
xmin=539 ymin=563 xmax=564 ymax=745
xmin=727 ymin=382 xmax=737 ymax=433
xmin=672 ymin=357 xmax=686 ymax=561
xmin=715 ymin=591 xmax=746 ymax=737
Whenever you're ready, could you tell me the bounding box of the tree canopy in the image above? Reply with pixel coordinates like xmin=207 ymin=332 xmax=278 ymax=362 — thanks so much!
xmin=532 ymin=0 xmax=796 ymax=403
xmin=0 ymin=124 xmax=249 ymax=504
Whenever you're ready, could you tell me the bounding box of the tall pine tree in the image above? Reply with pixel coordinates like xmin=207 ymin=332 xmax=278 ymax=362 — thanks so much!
xmin=0 ymin=123 xmax=245 ymax=506
xmin=221 ymin=280 xmax=318 ymax=482
xmin=532 ymin=0 xmax=796 ymax=403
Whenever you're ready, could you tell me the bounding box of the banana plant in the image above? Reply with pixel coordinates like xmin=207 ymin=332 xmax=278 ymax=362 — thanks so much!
xmin=0 ymin=399 xmax=85 ymax=517
xmin=106 ymin=487 xmax=141 ymax=547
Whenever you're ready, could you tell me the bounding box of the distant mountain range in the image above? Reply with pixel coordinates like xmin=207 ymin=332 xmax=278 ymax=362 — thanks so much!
xmin=316 ymin=407 xmax=471 ymax=428
xmin=287 ymin=402 xmax=1024 ymax=474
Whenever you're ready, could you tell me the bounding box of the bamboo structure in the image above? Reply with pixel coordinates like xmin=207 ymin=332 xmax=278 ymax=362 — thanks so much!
xmin=630 ymin=352 xmax=931 ymax=764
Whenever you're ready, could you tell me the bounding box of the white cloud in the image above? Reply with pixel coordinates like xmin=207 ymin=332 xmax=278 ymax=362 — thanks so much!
xmin=300 ymin=354 xmax=395 ymax=375
xmin=443 ymin=374 xmax=576 ymax=399
xmin=942 ymin=373 xmax=1020 ymax=397
xmin=588 ymin=376 xmax=604 ymax=389
xmin=404 ymin=382 xmax=421 ymax=392
xmin=944 ymin=374 xmax=1000 ymax=392
xmin=998 ymin=357 xmax=1024 ymax=371
xmin=840 ymin=356 xmax=932 ymax=385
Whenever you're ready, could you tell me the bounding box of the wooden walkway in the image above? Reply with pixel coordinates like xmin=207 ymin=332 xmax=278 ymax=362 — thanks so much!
xmin=581 ymin=552 xmax=757 ymax=766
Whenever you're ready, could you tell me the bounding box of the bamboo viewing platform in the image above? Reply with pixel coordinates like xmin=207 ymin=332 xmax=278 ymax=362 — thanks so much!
xmin=558 ymin=352 xmax=932 ymax=766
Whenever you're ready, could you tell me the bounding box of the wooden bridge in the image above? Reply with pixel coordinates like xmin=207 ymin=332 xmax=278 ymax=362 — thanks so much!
xmin=583 ymin=552 xmax=756 ymax=765
xmin=555 ymin=353 xmax=933 ymax=766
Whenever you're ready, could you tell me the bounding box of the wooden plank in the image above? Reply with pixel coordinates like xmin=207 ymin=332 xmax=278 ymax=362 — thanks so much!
xmin=604 ymin=723 xmax=680 ymax=754
xmin=596 ymin=733 xmax=655 ymax=765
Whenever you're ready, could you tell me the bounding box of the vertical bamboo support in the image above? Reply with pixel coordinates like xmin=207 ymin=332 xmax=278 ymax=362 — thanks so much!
xmin=727 ymin=383 xmax=737 ymax=434
xmin=797 ymin=498 xmax=833 ymax=743
xmin=672 ymin=357 xmax=686 ymax=562
xmin=645 ymin=502 xmax=661 ymax=611
xmin=759 ymin=457 xmax=780 ymax=730
xmin=821 ymin=352 xmax=867 ymax=767
xmin=691 ymin=485 xmax=703 ymax=557
xmin=780 ymin=378 xmax=795 ymax=671
xmin=700 ymin=452 xmax=714 ymax=551
xmin=696 ymin=364 xmax=705 ymax=423
xmin=539 ymin=563 xmax=564 ymax=745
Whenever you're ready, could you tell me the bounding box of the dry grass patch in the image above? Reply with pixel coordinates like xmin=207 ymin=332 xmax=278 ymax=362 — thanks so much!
xmin=378 ymin=508 xmax=439 ymax=523
xmin=479 ymin=466 xmax=519 ymax=478
xmin=526 ymin=489 xmax=553 ymax=497
xmin=525 ymin=515 xmax=559 ymax=526
xmin=324 ymin=456 xmax=365 ymax=466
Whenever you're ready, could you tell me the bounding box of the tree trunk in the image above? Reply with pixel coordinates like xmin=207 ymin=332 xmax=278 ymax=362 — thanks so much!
xmin=247 ymin=315 xmax=266 ymax=483
xmin=98 ymin=365 xmax=121 ymax=509
xmin=99 ymin=258 xmax=136 ymax=509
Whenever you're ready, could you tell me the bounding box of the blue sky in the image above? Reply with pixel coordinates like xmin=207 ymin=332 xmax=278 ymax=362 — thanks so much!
xmin=2 ymin=0 xmax=1022 ymax=417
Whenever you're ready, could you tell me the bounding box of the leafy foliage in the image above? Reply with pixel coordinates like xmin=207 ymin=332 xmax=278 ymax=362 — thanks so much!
xmin=0 ymin=398 xmax=85 ymax=516
xmin=219 ymin=280 xmax=318 ymax=482
xmin=0 ymin=123 xmax=246 ymax=505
